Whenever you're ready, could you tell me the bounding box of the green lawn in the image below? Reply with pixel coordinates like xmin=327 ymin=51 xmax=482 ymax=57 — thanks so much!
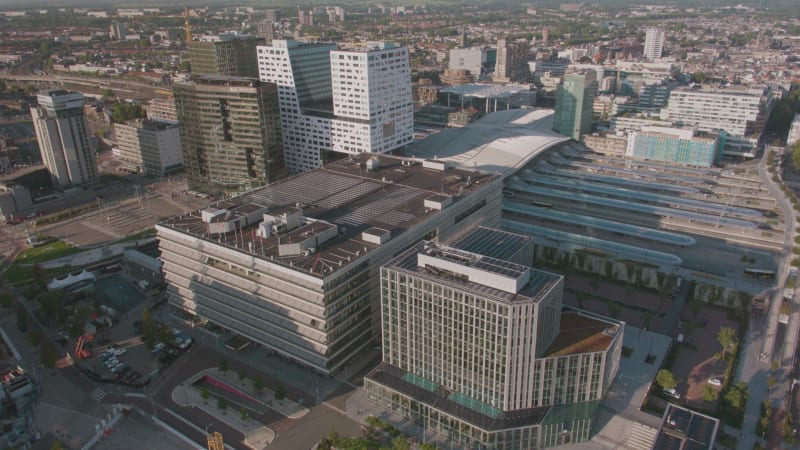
xmin=15 ymin=240 xmax=83 ymax=265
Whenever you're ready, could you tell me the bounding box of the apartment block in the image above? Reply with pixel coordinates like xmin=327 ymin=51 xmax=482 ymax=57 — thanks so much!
xmin=258 ymin=40 xmax=413 ymax=173
xmin=643 ymin=28 xmax=665 ymax=60
xmin=665 ymin=86 xmax=775 ymax=157
xmin=30 ymin=90 xmax=97 ymax=188
xmin=114 ymin=119 xmax=183 ymax=176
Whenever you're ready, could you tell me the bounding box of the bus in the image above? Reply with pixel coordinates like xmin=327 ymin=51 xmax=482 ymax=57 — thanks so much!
xmin=743 ymin=268 xmax=776 ymax=280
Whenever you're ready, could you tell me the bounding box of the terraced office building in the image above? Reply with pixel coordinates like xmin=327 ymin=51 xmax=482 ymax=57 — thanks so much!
xmin=156 ymin=155 xmax=501 ymax=374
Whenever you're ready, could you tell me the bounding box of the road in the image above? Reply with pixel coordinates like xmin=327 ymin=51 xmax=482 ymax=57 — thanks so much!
xmin=729 ymin=146 xmax=800 ymax=450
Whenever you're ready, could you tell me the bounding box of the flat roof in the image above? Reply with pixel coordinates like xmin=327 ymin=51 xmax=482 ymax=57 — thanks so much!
xmin=439 ymin=83 xmax=534 ymax=99
xmin=449 ymin=226 xmax=532 ymax=262
xmin=158 ymin=154 xmax=498 ymax=279
xmin=543 ymin=311 xmax=620 ymax=357
xmin=386 ymin=241 xmax=561 ymax=304
xmin=402 ymin=108 xmax=570 ymax=176
xmin=654 ymin=404 xmax=719 ymax=450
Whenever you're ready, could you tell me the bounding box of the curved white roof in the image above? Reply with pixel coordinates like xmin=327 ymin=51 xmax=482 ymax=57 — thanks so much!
xmin=47 ymin=270 xmax=96 ymax=291
xmin=406 ymin=108 xmax=570 ymax=176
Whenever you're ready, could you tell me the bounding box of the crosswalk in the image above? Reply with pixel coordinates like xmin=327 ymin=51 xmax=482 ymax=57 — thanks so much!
xmin=90 ymin=388 xmax=106 ymax=402
xmin=627 ymin=422 xmax=657 ymax=450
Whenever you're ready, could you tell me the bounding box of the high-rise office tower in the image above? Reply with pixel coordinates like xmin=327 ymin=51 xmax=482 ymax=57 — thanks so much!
xmin=173 ymin=75 xmax=286 ymax=196
xmin=553 ymin=70 xmax=597 ymax=140
xmin=365 ymin=227 xmax=623 ymax=449
xmin=31 ymin=90 xmax=97 ymax=188
xmin=110 ymin=21 xmax=127 ymax=40
xmin=258 ymin=40 xmax=413 ymax=173
xmin=643 ymin=28 xmax=665 ymax=60
xmin=188 ymin=33 xmax=265 ymax=78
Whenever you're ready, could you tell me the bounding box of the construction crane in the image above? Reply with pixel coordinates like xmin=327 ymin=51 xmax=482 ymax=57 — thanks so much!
xmin=184 ymin=7 xmax=192 ymax=42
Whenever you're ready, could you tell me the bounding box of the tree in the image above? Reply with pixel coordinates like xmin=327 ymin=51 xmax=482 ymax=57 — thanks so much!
xmin=0 ymin=292 xmax=15 ymax=309
xmin=16 ymin=307 xmax=28 ymax=332
xmin=238 ymin=368 xmax=246 ymax=382
xmin=254 ymin=377 xmax=264 ymax=395
xmin=701 ymin=384 xmax=718 ymax=402
xmin=51 ymin=441 xmax=64 ymax=450
xmin=239 ymin=407 xmax=248 ymax=420
xmin=41 ymin=345 xmax=56 ymax=369
xmin=201 ymin=387 xmax=210 ymax=404
xmin=101 ymin=89 xmax=115 ymax=101
xmin=218 ymin=358 xmax=228 ymax=373
xmin=68 ymin=305 xmax=89 ymax=338
xmin=275 ymin=384 xmax=285 ymax=401
xmin=392 ymin=436 xmax=410 ymax=450
xmin=768 ymin=375 xmax=777 ymax=392
xmin=217 ymin=397 xmax=227 ymax=413
xmin=656 ymin=369 xmax=677 ymax=391
xmin=717 ymin=326 xmax=737 ymax=358
xmin=723 ymin=381 xmax=749 ymax=409
xmin=32 ymin=263 xmax=46 ymax=286
xmin=141 ymin=307 xmax=157 ymax=347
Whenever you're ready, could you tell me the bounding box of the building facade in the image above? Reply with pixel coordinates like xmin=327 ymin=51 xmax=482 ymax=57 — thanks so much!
xmin=643 ymin=28 xmax=665 ymax=60
xmin=146 ymin=96 xmax=178 ymax=123
xmin=173 ymin=75 xmax=286 ymax=195
xmin=495 ymin=39 xmax=530 ymax=83
xmin=665 ymin=86 xmax=774 ymax=157
xmin=626 ymin=126 xmax=724 ymax=167
xmin=114 ymin=119 xmax=183 ymax=176
xmin=365 ymin=228 xmax=623 ymax=449
xmin=448 ymin=47 xmax=494 ymax=80
xmin=188 ymin=33 xmax=265 ymax=78
xmin=788 ymin=113 xmax=800 ymax=146
xmin=156 ymin=155 xmax=502 ymax=374
xmin=258 ymin=40 xmax=413 ymax=173
xmin=31 ymin=90 xmax=97 ymax=188
xmin=553 ymin=71 xmax=597 ymax=140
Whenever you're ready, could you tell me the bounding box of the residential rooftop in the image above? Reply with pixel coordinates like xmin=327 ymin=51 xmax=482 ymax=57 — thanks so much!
xmin=157 ymin=154 xmax=498 ymax=279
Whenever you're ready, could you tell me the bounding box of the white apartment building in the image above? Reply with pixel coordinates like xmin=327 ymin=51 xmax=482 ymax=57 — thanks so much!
xmin=665 ymin=86 xmax=774 ymax=157
xmin=31 ymin=90 xmax=97 ymax=188
xmin=788 ymin=113 xmax=800 ymax=146
xmin=258 ymin=40 xmax=413 ymax=174
xmin=448 ymin=46 xmax=492 ymax=78
xmin=114 ymin=119 xmax=183 ymax=176
xmin=643 ymin=28 xmax=665 ymax=60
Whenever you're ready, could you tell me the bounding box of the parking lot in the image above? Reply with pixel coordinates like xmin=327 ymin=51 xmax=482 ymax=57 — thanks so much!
xmin=662 ymin=304 xmax=743 ymax=408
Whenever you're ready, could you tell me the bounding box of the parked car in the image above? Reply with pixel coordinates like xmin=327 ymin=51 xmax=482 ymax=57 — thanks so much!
xmin=114 ymin=348 xmax=127 ymax=357
xmin=664 ymin=388 xmax=681 ymax=399
xmin=707 ymin=378 xmax=722 ymax=387
xmin=178 ymin=337 xmax=193 ymax=350
xmin=152 ymin=342 xmax=165 ymax=353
